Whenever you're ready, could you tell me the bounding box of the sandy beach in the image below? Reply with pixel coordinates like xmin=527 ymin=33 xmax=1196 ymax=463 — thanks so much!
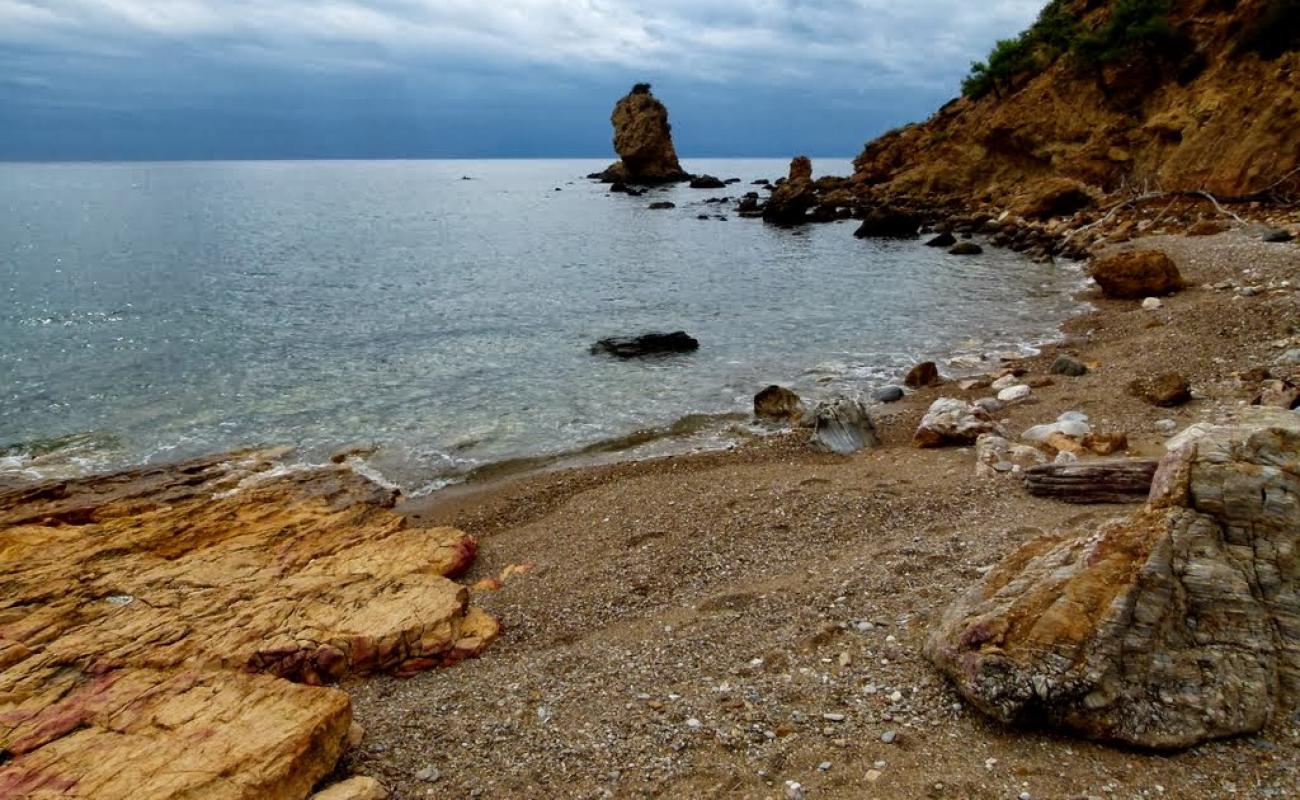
xmin=328 ymin=230 xmax=1300 ymax=799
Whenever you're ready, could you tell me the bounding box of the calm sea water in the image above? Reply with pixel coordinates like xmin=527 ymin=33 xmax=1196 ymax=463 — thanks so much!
xmin=0 ymin=159 xmax=1084 ymax=492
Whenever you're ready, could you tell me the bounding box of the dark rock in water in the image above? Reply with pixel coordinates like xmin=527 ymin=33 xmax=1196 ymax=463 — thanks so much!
xmin=925 ymin=232 xmax=957 ymax=248
xmin=763 ymin=156 xmax=817 ymax=226
xmin=853 ymin=207 xmax=922 ymax=239
xmin=1128 ymin=372 xmax=1192 ymax=407
xmin=807 ymin=397 xmax=880 ymax=455
xmin=1262 ymin=229 xmax=1294 ymax=243
xmin=904 ymin=361 xmax=941 ymax=388
xmin=874 ymin=385 xmax=905 ymax=403
xmin=648 ymin=201 xmax=675 ymax=210
xmin=610 ymin=182 xmax=630 ymax=194
xmin=1050 ymin=356 xmax=1089 ymax=377
xmin=586 ymin=172 xmax=605 ymax=179
xmin=689 ymin=175 xmax=726 ymax=189
xmin=737 ymin=196 xmax=761 ymax=213
xmin=592 ymin=331 xmax=700 ymax=358
xmin=724 ymin=178 xmax=741 ymax=184
xmin=752 ymin=179 xmax=771 ymax=185
xmin=460 ymin=176 xmax=473 ymax=181
xmin=754 ymin=385 xmax=803 ymax=421
xmin=948 ymin=242 xmax=984 ymax=255
xmin=696 ymin=214 xmax=710 ymax=220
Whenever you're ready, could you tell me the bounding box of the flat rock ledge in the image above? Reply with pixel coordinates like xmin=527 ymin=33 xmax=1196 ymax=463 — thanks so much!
xmin=0 ymin=452 xmax=498 ymax=799
xmin=925 ymin=408 xmax=1300 ymax=750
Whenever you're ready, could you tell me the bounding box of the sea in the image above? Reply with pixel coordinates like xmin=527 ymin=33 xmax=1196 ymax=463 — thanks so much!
xmin=0 ymin=159 xmax=1087 ymax=494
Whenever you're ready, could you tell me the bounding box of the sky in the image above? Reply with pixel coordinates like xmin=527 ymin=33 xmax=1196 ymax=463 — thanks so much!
xmin=0 ymin=1 xmax=1046 ymax=161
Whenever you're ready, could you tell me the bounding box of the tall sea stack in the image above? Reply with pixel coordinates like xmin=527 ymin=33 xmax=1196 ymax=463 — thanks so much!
xmin=599 ymin=83 xmax=689 ymax=185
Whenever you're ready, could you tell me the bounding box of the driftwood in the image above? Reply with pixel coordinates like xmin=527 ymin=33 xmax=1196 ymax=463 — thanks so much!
xmin=1024 ymin=458 xmax=1159 ymax=504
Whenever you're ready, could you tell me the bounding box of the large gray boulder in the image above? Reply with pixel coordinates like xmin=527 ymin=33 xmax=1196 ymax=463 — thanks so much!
xmin=807 ymin=396 xmax=879 ymax=455
xmin=925 ymin=408 xmax=1300 ymax=749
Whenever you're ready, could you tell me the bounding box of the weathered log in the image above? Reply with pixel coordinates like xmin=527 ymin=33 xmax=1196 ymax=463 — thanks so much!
xmin=1023 ymin=458 xmax=1158 ymax=503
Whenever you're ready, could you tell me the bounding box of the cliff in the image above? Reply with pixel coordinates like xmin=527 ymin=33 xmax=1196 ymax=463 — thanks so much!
xmin=852 ymin=0 xmax=1300 ymax=210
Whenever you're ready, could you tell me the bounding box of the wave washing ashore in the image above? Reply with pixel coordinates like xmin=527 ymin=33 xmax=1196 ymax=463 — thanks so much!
xmin=0 ymin=158 xmax=1086 ymax=492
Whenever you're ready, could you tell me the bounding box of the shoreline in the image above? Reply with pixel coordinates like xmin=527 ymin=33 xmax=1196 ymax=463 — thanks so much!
xmin=345 ymin=227 xmax=1300 ymax=798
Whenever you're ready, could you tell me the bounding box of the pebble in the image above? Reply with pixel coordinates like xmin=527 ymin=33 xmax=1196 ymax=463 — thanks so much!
xmin=865 ymin=769 xmax=882 ymax=782
xmin=991 ymin=374 xmax=1019 ymax=391
xmin=415 ymin=765 xmax=441 ymax=783
xmin=997 ymin=384 xmax=1032 ymax=403
xmin=822 ymin=713 xmax=846 ymax=722
xmin=818 ymin=761 xmax=832 ymax=771
xmin=784 ymin=780 xmax=806 ymax=800
xmin=1279 ymin=349 xmax=1300 ymax=366
xmin=1155 ymin=419 xmax=1179 ymax=435
xmin=874 ymin=385 xmax=905 ymax=403
xmin=1019 ymin=793 xmax=1032 ymax=800
xmin=1141 ymin=297 xmax=1162 ymax=310
xmin=685 ymin=718 xmax=702 ymax=729
xmin=881 ymin=730 xmax=898 ymax=744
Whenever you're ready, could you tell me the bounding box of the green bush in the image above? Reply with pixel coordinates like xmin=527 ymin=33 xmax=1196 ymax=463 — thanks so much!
xmin=961 ymin=0 xmax=1175 ymax=99
xmin=1235 ymin=0 xmax=1300 ymax=60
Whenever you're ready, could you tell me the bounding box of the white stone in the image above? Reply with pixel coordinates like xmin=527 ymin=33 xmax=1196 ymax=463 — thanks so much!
xmin=991 ymin=374 xmax=1019 ymax=391
xmin=998 ymin=385 xmax=1032 ymax=404
xmin=1057 ymin=411 xmax=1089 ymax=424
xmin=1142 ymin=297 xmax=1163 ymax=310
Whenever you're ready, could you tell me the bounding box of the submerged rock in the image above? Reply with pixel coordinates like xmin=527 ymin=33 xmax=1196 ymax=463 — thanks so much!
xmin=926 ymin=408 xmax=1300 ymax=749
xmin=592 ymin=331 xmax=700 ymax=358
xmin=0 ymin=453 xmax=497 ymax=798
xmin=1090 ymin=251 xmax=1184 ymax=299
xmin=599 ymin=84 xmax=689 ymax=185
xmin=689 ymin=175 xmax=726 ymax=189
xmin=807 ymin=396 xmax=879 ymax=454
xmin=948 ymin=242 xmax=984 ymax=255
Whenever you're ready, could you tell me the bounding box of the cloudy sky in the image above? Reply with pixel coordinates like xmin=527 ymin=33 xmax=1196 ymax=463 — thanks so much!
xmin=0 ymin=0 xmax=1045 ymax=160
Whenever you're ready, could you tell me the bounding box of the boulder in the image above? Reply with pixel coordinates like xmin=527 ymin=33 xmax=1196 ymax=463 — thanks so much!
xmin=0 ymin=453 xmax=497 ymax=799
xmin=874 ymin=385 xmax=905 ymax=403
xmin=689 ymin=175 xmax=726 ymax=189
xmin=648 ymin=201 xmax=675 ymax=210
xmin=754 ymin=385 xmax=804 ymax=421
xmin=913 ymin=398 xmax=1006 ymax=448
xmin=996 ymin=384 xmax=1032 ymax=404
xmin=948 ymin=242 xmax=984 ymax=255
xmin=599 ymin=84 xmax=689 ymax=184
xmin=592 ymin=331 xmax=700 ymax=358
xmin=925 ymin=408 xmax=1300 ymax=749
xmin=807 ymin=397 xmax=880 ymax=455
xmin=853 ymin=207 xmax=922 ymax=239
xmin=925 ymin=232 xmax=957 ymax=248
xmin=1049 ymin=356 xmax=1088 ymax=377
xmin=904 ymin=361 xmax=941 ymax=388
xmin=1089 ymin=251 xmax=1184 ymax=299
xmin=762 ymin=156 xmax=817 ymax=225
xmin=312 ymin=777 xmax=389 ymax=800
xmin=1128 ymin=372 xmax=1192 ymax=407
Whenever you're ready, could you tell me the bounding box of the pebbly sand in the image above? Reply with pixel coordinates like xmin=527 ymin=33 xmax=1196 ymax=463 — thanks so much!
xmin=343 ymin=230 xmax=1299 ymax=799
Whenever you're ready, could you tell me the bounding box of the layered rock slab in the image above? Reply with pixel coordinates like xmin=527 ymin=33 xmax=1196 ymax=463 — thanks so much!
xmin=925 ymin=409 xmax=1300 ymax=749
xmin=0 ymin=453 xmax=498 ymax=798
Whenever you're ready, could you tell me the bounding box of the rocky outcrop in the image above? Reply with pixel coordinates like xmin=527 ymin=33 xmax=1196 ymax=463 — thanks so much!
xmin=599 ymin=84 xmax=689 ymax=185
xmin=926 ymin=408 xmax=1300 ymax=749
xmin=762 ymin=156 xmax=817 ymax=225
xmin=851 ymin=0 xmax=1300 ymax=207
xmin=0 ymin=453 xmax=498 ymax=798
xmin=1090 ymin=250 xmax=1184 ymax=299
xmin=592 ymin=331 xmax=700 ymax=358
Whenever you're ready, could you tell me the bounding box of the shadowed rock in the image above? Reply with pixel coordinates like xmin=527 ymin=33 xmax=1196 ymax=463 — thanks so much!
xmin=1090 ymin=251 xmax=1184 ymax=299
xmin=592 ymin=331 xmax=699 ymax=358
xmin=926 ymin=409 xmax=1300 ymax=749
xmin=807 ymin=396 xmax=879 ymax=455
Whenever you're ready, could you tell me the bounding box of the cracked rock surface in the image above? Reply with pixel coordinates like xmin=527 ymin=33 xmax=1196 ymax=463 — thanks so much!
xmin=926 ymin=408 xmax=1300 ymax=749
xmin=0 ymin=452 xmax=496 ymax=798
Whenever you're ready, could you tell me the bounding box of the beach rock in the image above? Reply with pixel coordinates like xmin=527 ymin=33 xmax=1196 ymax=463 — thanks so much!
xmin=599 ymin=84 xmax=689 ymax=184
xmin=996 ymin=384 xmax=1032 ymax=405
xmin=762 ymin=156 xmax=817 ymax=225
xmin=1262 ymin=228 xmax=1294 ymax=243
xmin=1253 ymin=380 xmax=1300 ymax=410
xmin=948 ymin=242 xmax=984 ymax=256
xmin=975 ymin=434 xmax=1048 ymax=477
xmin=904 ymin=361 xmax=941 ymax=389
xmin=925 ymin=232 xmax=957 ymax=248
xmin=1128 ymin=372 xmax=1192 ymax=407
xmin=1012 ymin=178 xmax=1096 ymax=220
xmin=648 ymin=201 xmax=675 ymax=210
xmin=925 ymin=408 xmax=1300 ymax=749
xmin=853 ymin=207 xmax=922 ymax=239
xmin=754 ymin=385 xmax=804 ymax=422
xmin=1049 ymin=356 xmax=1088 ymax=377
xmin=689 ymin=175 xmax=726 ymax=189
xmin=1089 ymin=251 xmax=1184 ymax=299
xmin=592 ymin=331 xmax=700 ymax=358
xmin=914 ymin=398 xmax=1006 ymax=448
xmin=874 ymin=385 xmax=905 ymax=403
xmin=312 ymin=777 xmax=389 ymax=800
xmin=808 ymin=397 xmax=880 ymax=455
xmin=1141 ymin=297 xmax=1163 ymax=310
xmin=1186 ymin=219 xmax=1227 ymax=237
xmin=0 ymin=453 xmax=498 ymax=799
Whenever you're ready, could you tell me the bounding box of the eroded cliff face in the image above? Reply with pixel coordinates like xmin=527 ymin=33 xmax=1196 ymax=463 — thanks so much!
xmin=852 ymin=0 xmax=1300 ymax=208
xmin=600 ymin=85 xmax=689 ymax=184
